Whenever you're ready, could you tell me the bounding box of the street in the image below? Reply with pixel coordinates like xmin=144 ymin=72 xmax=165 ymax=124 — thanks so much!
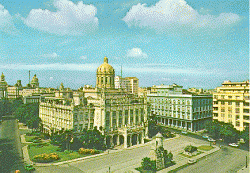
xmin=0 ymin=119 xmax=26 ymax=173
xmin=178 ymin=146 xmax=249 ymax=173
xmin=33 ymin=134 xmax=248 ymax=173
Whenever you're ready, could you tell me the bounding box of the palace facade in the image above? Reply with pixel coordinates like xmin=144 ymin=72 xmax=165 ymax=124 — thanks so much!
xmin=39 ymin=57 xmax=149 ymax=148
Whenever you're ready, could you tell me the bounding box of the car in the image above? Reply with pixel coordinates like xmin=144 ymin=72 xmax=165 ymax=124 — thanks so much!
xmin=25 ymin=164 xmax=35 ymax=171
xmin=208 ymin=138 xmax=216 ymax=142
xmin=188 ymin=159 xmax=197 ymax=164
xmin=181 ymin=131 xmax=188 ymax=134
xmin=229 ymin=143 xmax=239 ymax=147
xmin=202 ymin=135 xmax=209 ymax=139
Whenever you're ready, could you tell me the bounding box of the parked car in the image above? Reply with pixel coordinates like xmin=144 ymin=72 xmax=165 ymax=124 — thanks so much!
xmin=208 ymin=138 xmax=216 ymax=142
xmin=181 ymin=131 xmax=188 ymax=134
xmin=188 ymin=159 xmax=197 ymax=164
xmin=25 ymin=164 xmax=35 ymax=171
xmin=229 ymin=143 xmax=239 ymax=147
xmin=202 ymin=135 xmax=209 ymax=139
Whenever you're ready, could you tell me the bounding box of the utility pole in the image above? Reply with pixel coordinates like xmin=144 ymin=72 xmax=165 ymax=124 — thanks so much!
xmin=246 ymin=155 xmax=248 ymax=168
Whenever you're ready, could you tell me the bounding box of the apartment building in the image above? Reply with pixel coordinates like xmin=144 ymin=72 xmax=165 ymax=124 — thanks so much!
xmin=213 ymin=80 xmax=250 ymax=131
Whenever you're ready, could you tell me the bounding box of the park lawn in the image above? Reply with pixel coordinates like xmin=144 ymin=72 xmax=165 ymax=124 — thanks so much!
xmin=28 ymin=143 xmax=87 ymax=162
xmin=25 ymin=135 xmax=39 ymax=142
xmin=197 ymin=145 xmax=214 ymax=151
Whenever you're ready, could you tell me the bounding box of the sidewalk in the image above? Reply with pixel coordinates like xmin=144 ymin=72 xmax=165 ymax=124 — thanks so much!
xmin=158 ymin=145 xmax=220 ymax=172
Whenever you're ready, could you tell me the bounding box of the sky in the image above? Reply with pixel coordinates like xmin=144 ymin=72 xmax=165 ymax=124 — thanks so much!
xmin=0 ymin=0 xmax=249 ymax=89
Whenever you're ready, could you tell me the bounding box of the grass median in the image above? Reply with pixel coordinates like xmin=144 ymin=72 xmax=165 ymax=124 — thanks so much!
xmin=197 ymin=145 xmax=214 ymax=151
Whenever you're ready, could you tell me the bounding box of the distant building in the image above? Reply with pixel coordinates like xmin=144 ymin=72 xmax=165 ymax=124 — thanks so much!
xmin=0 ymin=73 xmax=8 ymax=99
xmin=187 ymin=88 xmax=214 ymax=95
xmin=147 ymin=84 xmax=213 ymax=131
xmin=213 ymin=80 xmax=250 ymax=131
xmin=114 ymin=76 xmax=139 ymax=95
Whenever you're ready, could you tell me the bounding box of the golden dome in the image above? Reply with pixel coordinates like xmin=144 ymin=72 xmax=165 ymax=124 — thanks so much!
xmin=97 ymin=57 xmax=114 ymax=74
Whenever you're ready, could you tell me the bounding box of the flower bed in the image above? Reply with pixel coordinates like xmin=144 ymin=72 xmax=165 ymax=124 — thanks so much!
xmin=78 ymin=148 xmax=100 ymax=155
xmin=33 ymin=153 xmax=60 ymax=163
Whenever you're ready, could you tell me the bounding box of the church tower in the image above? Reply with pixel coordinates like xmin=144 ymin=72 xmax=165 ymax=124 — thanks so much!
xmin=96 ymin=57 xmax=115 ymax=89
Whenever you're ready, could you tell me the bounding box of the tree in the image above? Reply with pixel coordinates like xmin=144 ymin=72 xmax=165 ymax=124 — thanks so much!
xmin=80 ymin=127 xmax=106 ymax=150
xmin=205 ymin=120 xmax=240 ymax=142
xmin=163 ymin=149 xmax=173 ymax=166
xmin=141 ymin=157 xmax=156 ymax=171
xmin=184 ymin=145 xmax=197 ymax=154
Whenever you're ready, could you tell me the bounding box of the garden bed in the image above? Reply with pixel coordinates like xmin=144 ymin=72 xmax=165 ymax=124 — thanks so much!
xmin=28 ymin=143 xmax=102 ymax=163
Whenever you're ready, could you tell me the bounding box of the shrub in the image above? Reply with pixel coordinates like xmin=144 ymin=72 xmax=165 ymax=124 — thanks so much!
xmin=33 ymin=153 xmax=60 ymax=163
xmin=184 ymin=145 xmax=197 ymax=153
xmin=78 ymin=148 xmax=100 ymax=155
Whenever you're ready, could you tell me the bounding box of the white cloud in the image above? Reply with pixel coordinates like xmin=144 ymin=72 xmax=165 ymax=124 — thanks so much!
xmin=123 ymin=0 xmax=240 ymax=33
xmin=0 ymin=4 xmax=16 ymax=33
xmin=0 ymin=63 xmax=99 ymax=71
xmin=80 ymin=56 xmax=87 ymax=60
xmin=126 ymin=48 xmax=148 ymax=58
xmin=41 ymin=52 xmax=59 ymax=58
xmin=23 ymin=0 xmax=98 ymax=35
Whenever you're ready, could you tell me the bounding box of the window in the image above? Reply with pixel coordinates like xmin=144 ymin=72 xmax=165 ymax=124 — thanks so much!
xmin=229 ymin=96 xmax=232 ymax=99
xmin=243 ymin=109 xmax=249 ymax=113
xmin=235 ymin=108 xmax=240 ymax=113
xmin=236 ymin=121 xmax=240 ymax=126
xmin=221 ymin=101 xmax=225 ymax=105
xmin=236 ymin=102 xmax=240 ymax=107
xmin=228 ymin=102 xmax=232 ymax=105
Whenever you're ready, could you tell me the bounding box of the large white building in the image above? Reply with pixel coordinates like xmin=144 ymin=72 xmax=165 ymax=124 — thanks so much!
xmin=40 ymin=57 xmax=149 ymax=148
xmin=147 ymin=84 xmax=213 ymax=131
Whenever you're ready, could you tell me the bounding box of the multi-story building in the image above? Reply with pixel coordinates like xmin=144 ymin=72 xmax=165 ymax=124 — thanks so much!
xmin=147 ymin=84 xmax=213 ymax=132
xmin=39 ymin=57 xmax=149 ymax=148
xmin=213 ymin=80 xmax=250 ymax=131
xmin=124 ymin=77 xmax=139 ymax=95
xmin=114 ymin=76 xmax=139 ymax=95
xmin=0 ymin=73 xmax=8 ymax=99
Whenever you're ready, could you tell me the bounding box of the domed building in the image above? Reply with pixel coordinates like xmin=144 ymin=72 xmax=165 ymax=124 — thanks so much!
xmin=0 ymin=72 xmax=8 ymax=98
xmin=96 ymin=57 xmax=115 ymax=89
xmin=30 ymin=74 xmax=39 ymax=88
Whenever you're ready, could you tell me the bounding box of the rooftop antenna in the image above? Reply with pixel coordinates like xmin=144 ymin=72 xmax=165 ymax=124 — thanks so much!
xmin=121 ymin=65 xmax=122 ymax=78
xmin=29 ymin=70 xmax=30 ymax=84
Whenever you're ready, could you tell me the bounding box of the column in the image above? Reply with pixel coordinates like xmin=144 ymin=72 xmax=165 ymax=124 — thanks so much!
xmin=185 ymin=121 xmax=188 ymax=130
xmin=168 ymin=119 xmax=170 ymax=126
xmin=137 ymin=134 xmax=139 ymax=145
xmin=141 ymin=134 xmax=144 ymax=144
xmin=129 ymin=135 xmax=132 ymax=147
xmin=117 ymin=135 xmax=120 ymax=145
xmin=191 ymin=122 xmax=193 ymax=132
xmin=181 ymin=121 xmax=183 ymax=128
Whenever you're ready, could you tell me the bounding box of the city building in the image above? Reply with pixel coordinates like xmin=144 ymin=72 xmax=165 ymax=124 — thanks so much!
xmin=147 ymin=84 xmax=213 ymax=132
xmin=0 ymin=73 xmax=8 ymax=99
xmin=114 ymin=76 xmax=139 ymax=95
xmin=39 ymin=57 xmax=149 ymax=148
xmin=213 ymin=80 xmax=250 ymax=131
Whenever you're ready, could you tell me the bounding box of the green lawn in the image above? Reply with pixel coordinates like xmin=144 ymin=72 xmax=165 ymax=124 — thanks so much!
xmin=25 ymin=135 xmax=39 ymax=142
xmin=28 ymin=143 xmax=100 ymax=163
xmin=197 ymin=145 xmax=214 ymax=151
